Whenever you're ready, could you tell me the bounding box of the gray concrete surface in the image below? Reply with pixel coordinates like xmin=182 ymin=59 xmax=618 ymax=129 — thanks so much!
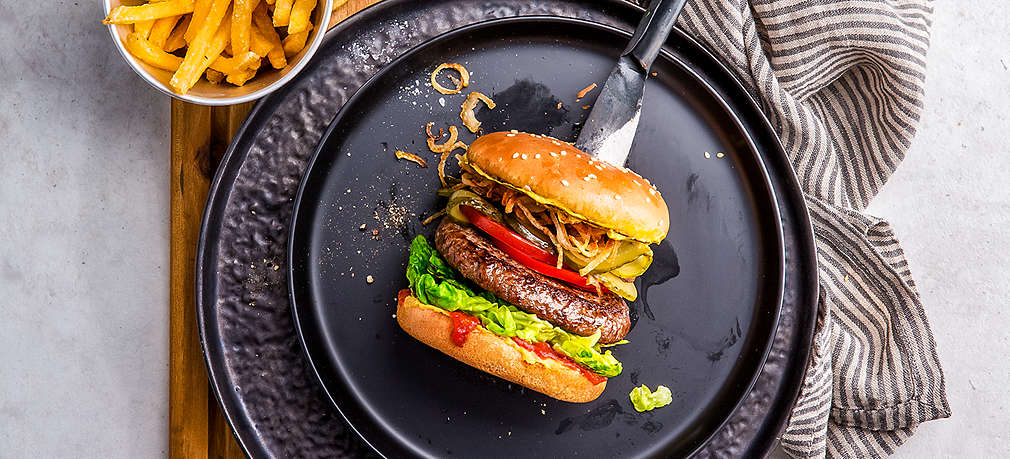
xmin=0 ymin=1 xmax=171 ymax=457
xmin=0 ymin=1 xmax=1005 ymax=458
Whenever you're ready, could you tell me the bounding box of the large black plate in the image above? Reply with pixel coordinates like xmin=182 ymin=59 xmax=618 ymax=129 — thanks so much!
xmin=290 ymin=16 xmax=783 ymax=458
xmin=197 ymin=1 xmax=819 ymax=458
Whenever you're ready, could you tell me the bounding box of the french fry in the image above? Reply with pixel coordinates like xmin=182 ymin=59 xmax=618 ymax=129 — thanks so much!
xmin=226 ymin=68 xmax=258 ymax=86
xmin=206 ymin=68 xmax=225 ymax=84
xmin=185 ymin=0 xmax=211 ymax=43
xmin=231 ymin=0 xmax=253 ymax=54
xmin=252 ymin=3 xmax=286 ymax=68
xmin=170 ymin=0 xmax=231 ymax=93
xmin=149 ymin=15 xmax=183 ymax=48
xmin=164 ymin=14 xmax=191 ymax=52
xmin=286 ymin=0 xmax=316 ymax=35
xmin=103 ymin=0 xmax=195 ymax=25
xmin=200 ymin=17 xmax=235 ymax=73
xmin=210 ymin=51 xmax=261 ymax=76
xmin=271 ymin=0 xmax=293 ymax=27
xmin=124 ymin=32 xmax=183 ymax=71
xmin=218 ymin=52 xmax=262 ymax=85
xmin=134 ymin=20 xmax=156 ymax=39
xmin=249 ymin=26 xmax=274 ymax=57
xmin=282 ymin=23 xmax=311 ymax=57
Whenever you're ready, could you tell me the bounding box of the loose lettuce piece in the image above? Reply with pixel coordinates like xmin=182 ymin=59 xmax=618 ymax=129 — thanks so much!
xmin=405 ymin=235 xmax=623 ymax=377
xmin=629 ymin=384 xmax=673 ymax=412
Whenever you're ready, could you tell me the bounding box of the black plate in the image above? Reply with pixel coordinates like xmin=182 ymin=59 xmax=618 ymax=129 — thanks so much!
xmin=197 ymin=1 xmax=819 ymax=457
xmin=289 ymin=17 xmax=784 ymax=458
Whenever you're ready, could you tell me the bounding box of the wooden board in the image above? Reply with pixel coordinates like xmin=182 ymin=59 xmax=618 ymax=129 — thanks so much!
xmin=168 ymin=2 xmax=381 ymax=458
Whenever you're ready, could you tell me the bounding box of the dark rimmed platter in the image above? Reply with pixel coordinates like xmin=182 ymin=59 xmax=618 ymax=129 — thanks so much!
xmin=197 ymin=1 xmax=819 ymax=458
xmin=291 ymin=15 xmax=784 ymax=458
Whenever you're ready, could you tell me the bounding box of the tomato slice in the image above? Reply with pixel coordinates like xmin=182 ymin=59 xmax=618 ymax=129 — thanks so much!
xmin=460 ymin=205 xmax=605 ymax=293
xmin=493 ymin=239 xmax=601 ymax=292
xmin=460 ymin=205 xmax=556 ymax=264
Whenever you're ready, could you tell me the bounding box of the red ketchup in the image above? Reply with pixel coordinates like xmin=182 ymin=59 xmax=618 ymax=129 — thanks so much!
xmin=511 ymin=337 xmax=607 ymax=385
xmin=450 ymin=312 xmax=481 ymax=346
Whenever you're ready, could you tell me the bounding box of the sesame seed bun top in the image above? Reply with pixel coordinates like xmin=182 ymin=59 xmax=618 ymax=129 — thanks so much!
xmin=463 ymin=131 xmax=670 ymax=244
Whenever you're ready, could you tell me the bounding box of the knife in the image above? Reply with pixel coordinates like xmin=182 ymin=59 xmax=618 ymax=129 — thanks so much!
xmin=574 ymin=0 xmax=688 ymax=166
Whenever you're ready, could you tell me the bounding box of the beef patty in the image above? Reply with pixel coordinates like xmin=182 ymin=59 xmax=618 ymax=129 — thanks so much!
xmin=435 ymin=220 xmax=630 ymax=344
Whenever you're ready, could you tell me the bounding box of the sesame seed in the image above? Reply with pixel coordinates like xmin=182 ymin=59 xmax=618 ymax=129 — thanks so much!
xmin=498 ymin=157 xmax=502 ymax=161
xmin=550 ymin=152 xmax=559 ymax=157
xmin=521 ymin=154 xmax=528 ymax=159
xmin=510 ymin=129 xmax=518 ymax=133
xmin=717 ymin=152 xmax=725 ymax=158
xmin=633 ymin=179 xmax=641 ymax=186
xmin=561 ymin=179 xmax=570 ymax=186
xmin=575 ymin=153 xmax=581 ymax=158
xmin=595 ymin=165 xmax=603 ymax=170
xmin=535 ymin=153 xmax=541 ymax=159
xmin=614 ymin=194 xmax=622 ymax=200
xmin=583 ymin=176 xmax=590 ymax=182
xmin=649 ymin=188 xmax=657 ymax=195
xmin=524 ymin=185 xmax=531 ymax=191
xmin=588 ymin=173 xmax=597 ymax=179
xmin=506 ymin=133 xmax=516 ymax=137
xmin=560 ymin=150 xmax=567 ymax=156
xmin=646 ymin=197 xmax=652 ymax=203
xmin=512 ymin=152 xmax=520 ymax=159
xmin=704 ymin=152 xmax=711 ymax=159
xmin=552 ymin=140 xmax=560 ymax=146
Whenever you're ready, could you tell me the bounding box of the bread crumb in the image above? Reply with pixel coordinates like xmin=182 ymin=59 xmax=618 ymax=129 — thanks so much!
xmin=359 ymin=224 xmax=367 ymax=230
xmin=366 ymin=275 xmax=374 ymax=284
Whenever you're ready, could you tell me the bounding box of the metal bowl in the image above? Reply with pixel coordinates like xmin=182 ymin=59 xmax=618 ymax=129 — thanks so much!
xmin=103 ymin=0 xmax=333 ymax=106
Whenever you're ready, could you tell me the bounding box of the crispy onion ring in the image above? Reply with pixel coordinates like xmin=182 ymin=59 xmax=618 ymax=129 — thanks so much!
xmin=430 ymin=63 xmax=469 ymax=95
xmin=436 ymin=141 xmax=468 ymax=187
xmin=427 ymin=125 xmax=460 ymax=153
xmin=425 ymin=121 xmax=445 ymax=141
xmin=460 ymin=91 xmax=496 ymax=133
xmin=394 ymin=150 xmax=428 ymax=168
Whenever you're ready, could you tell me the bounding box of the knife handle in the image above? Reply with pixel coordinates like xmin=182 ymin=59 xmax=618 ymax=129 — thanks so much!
xmin=621 ymin=0 xmax=688 ymax=71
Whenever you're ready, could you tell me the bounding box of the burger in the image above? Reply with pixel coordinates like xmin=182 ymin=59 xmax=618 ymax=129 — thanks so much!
xmin=397 ymin=130 xmax=670 ymax=403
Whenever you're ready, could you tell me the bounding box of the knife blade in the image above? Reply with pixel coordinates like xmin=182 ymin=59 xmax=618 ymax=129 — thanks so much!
xmin=574 ymin=0 xmax=688 ymax=167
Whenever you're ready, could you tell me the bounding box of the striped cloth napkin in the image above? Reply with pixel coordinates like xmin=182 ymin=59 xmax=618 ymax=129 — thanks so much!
xmin=670 ymin=0 xmax=950 ymax=456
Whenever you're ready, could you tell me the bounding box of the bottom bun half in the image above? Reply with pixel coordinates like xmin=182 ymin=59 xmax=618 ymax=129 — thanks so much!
xmin=396 ymin=294 xmax=606 ymax=403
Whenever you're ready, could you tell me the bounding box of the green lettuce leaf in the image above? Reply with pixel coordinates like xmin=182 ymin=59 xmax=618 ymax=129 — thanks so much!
xmin=629 ymin=384 xmax=673 ymax=412
xmin=405 ymin=235 xmax=623 ymax=378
